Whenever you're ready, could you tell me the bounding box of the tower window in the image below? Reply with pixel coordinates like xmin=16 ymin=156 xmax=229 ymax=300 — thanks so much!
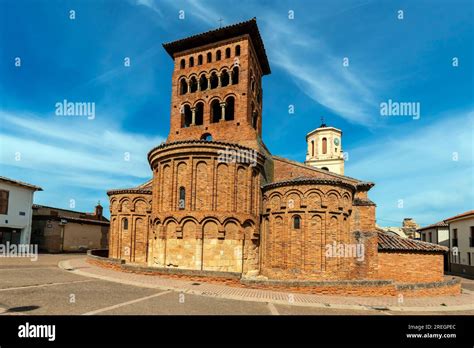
xmin=210 ymin=99 xmax=221 ymax=123
xmin=321 ymin=167 xmax=329 ymax=171
xmin=198 ymin=55 xmax=203 ymax=65
xmin=189 ymin=57 xmax=194 ymax=67
xmin=231 ymin=67 xmax=239 ymax=84
xmin=195 ymin=102 xmax=204 ymax=125
xmin=207 ymin=52 xmax=212 ymax=63
xmin=180 ymin=59 xmax=185 ymax=69
xmin=123 ymin=218 xmax=128 ymax=230
xmin=293 ymin=216 xmax=301 ymax=229
xmin=225 ymin=47 xmax=231 ymax=59
xmin=201 ymin=133 xmax=212 ymax=141
xmin=199 ymin=74 xmax=208 ymax=91
xmin=179 ymin=187 xmax=185 ymax=210
xmin=179 ymin=78 xmax=188 ymax=95
xmin=322 ymin=137 xmax=327 ymax=154
xmin=189 ymin=76 xmax=198 ymax=93
xmin=311 ymin=140 xmax=314 ymax=157
xmin=210 ymin=72 xmax=218 ymax=89
xmin=182 ymin=104 xmax=192 ymax=128
xmin=225 ymin=96 xmax=235 ymax=121
xmin=235 ymin=45 xmax=240 ymax=56
xmin=221 ymin=70 xmax=230 ymax=87
xmin=216 ymin=50 xmax=221 ymax=61
xmin=252 ymin=111 xmax=258 ymax=130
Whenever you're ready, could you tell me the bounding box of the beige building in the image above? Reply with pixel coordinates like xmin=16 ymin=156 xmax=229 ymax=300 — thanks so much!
xmin=445 ymin=210 xmax=474 ymax=276
xmin=417 ymin=221 xmax=449 ymax=247
xmin=31 ymin=203 xmax=109 ymax=253
xmin=0 ymin=176 xmax=42 ymax=245
xmin=305 ymin=123 xmax=344 ymax=175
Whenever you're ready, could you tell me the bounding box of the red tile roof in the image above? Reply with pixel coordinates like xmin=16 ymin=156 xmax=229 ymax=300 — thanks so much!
xmin=0 ymin=176 xmax=43 ymax=191
xmin=162 ymin=18 xmax=271 ymax=75
xmin=377 ymin=231 xmax=447 ymax=253
xmin=444 ymin=210 xmax=474 ymax=223
xmin=416 ymin=221 xmax=448 ymax=232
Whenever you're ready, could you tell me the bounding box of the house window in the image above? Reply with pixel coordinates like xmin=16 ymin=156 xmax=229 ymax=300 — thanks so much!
xmin=469 ymin=252 xmax=472 ymax=266
xmin=428 ymin=232 xmax=432 ymax=243
xmin=453 ymin=228 xmax=458 ymax=247
xmin=179 ymin=187 xmax=186 ymax=210
xmin=123 ymin=218 xmax=128 ymax=230
xmin=235 ymin=45 xmax=240 ymax=56
xmin=0 ymin=190 xmax=9 ymax=215
xmin=293 ymin=216 xmax=301 ymax=229
xmin=470 ymin=227 xmax=474 ymax=247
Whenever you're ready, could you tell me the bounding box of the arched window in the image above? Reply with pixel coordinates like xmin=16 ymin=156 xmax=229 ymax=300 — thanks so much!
xmin=220 ymin=70 xmax=230 ymax=87
xmin=311 ymin=140 xmax=314 ymax=157
xmin=199 ymin=74 xmax=208 ymax=91
xmin=210 ymin=100 xmax=221 ymax=123
xmin=123 ymin=218 xmax=129 ymax=230
xmin=180 ymin=59 xmax=185 ymax=69
xmin=225 ymin=96 xmax=235 ymax=121
xmin=252 ymin=111 xmax=258 ymax=130
xmin=182 ymin=104 xmax=192 ymax=128
xmin=235 ymin=45 xmax=240 ymax=56
xmin=201 ymin=133 xmax=212 ymax=141
xmin=189 ymin=57 xmax=194 ymax=67
xmin=321 ymin=167 xmax=329 ymax=171
xmin=216 ymin=50 xmax=221 ymax=61
xmin=293 ymin=216 xmax=301 ymax=229
xmin=195 ymin=102 xmax=204 ymax=125
xmin=207 ymin=52 xmax=212 ymax=63
xmin=179 ymin=187 xmax=185 ymax=210
xmin=225 ymin=47 xmax=231 ymax=58
xmin=210 ymin=72 xmax=218 ymax=89
xmin=198 ymin=55 xmax=203 ymax=65
xmin=231 ymin=66 xmax=239 ymax=84
xmin=179 ymin=78 xmax=188 ymax=95
xmin=189 ymin=76 xmax=198 ymax=93
xmin=322 ymin=137 xmax=327 ymax=154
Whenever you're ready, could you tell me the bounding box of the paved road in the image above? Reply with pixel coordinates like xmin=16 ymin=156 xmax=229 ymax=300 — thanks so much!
xmin=0 ymin=254 xmax=472 ymax=315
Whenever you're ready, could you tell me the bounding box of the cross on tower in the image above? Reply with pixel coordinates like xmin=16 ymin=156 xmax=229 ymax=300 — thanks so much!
xmin=320 ymin=116 xmax=326 ymax=127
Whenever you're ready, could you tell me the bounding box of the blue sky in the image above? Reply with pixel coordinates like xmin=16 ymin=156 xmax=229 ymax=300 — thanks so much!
xmin=0 ymin=0 xmax=473 ymax=227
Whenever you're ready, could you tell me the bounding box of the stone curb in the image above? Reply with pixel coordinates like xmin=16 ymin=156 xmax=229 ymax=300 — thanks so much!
xmin=58 ymin=259 xmax=474 ymax=313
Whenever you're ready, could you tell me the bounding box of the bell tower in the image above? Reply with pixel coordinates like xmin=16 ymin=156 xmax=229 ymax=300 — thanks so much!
xmin=305 ymin=121 xmax=345 ymax=175
xmin=163 ymin=18 xmax=271 ymax=151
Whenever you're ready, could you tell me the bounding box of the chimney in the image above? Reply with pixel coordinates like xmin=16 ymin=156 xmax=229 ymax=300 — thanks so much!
xmin=95 ymin=201 xmax=103 ymax=220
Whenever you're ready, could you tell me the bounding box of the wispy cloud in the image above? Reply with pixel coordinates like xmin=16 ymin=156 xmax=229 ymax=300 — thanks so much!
xmin=0 ymin=110 xmax=164 ymax=211
xmin=347 ymin=109 xmax=474 ymax=226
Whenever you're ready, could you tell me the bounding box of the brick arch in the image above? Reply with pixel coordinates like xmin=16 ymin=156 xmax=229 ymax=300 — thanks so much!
xmin=132 ymin=197 xmax=150 ymax=213
xmin=305 ymin=189 xmax=324 ymax=209
xmin=192 ymin=98 xmax=206 ymax=107
xmin=200 ymin=216 xmax=221 ymax=227
xmin=285 ymin=189 xmax=304 ymax=209
xmin=118 ymin=197 xmax=131 ymax=213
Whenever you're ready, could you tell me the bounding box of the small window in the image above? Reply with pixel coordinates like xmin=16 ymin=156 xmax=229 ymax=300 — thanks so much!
xmin=201 ymin=133 xmax=212 ymax=141
xmin=123 ymin=218 xmax=128 ymax=230
xmin=428 ymin=232 xmax=432 ymax=242
xmin=179 ymin=187 xmax=185 ymax=210
xmin=225 ymin=47 xmax=231 ymax=58
xmin=180 ymin=59 xmax=185 ymax=69
xmin=235 ymin=45 xmax=240 ymax=56
xmin=189 ymin=57 xmax=194 ymax=67
xmin=216 ymin=50 xmax=221 ymax=61
xmin=322 ymin=137 xmax=327 ymax=154
xmin=207 ymin=52 xmax=212 ymax=63
xmin=321 ymin=167 xmax=329 ymax=171
xmin=293 ymin=216 xmax=301 ymax=229
xmin=0 ymin=190 xmax=9 ymax=215
xmin=198 ymin=55 xmax=203 ymax=65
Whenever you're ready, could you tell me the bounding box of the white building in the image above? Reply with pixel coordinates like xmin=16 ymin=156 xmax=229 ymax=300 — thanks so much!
xmin=444 ymin=210 xmax=474 ymax=276
xmin=417 ymin=221 xmax=449 ymax=247
xmin=0 ymin=176 xmax=42 ymax=245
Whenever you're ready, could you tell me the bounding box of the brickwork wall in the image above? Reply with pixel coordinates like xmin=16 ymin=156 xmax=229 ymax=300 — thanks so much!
xmin=108 ymin=192 xmax=152 ymax=263
xmin=147 ymin=141 xmax=265 ymax=274
xmin=377 ymin=251 xmax=444 ymax=283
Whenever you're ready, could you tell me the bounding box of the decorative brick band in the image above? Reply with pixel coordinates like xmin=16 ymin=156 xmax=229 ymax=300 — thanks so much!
xmin=262 ymin=178 xmax=357 ymax=192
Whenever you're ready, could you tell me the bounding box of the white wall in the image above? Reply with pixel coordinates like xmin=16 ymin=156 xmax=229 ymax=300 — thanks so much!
xmin=0 ymin=182 xmax=36 ymax=244
xmin=449 ymin=216 xmax=474 ymax=266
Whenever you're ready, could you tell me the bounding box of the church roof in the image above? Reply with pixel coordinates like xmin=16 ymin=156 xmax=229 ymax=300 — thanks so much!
xmin=377 ymin=231 xmax=447 ymax=253
xmin=163 ymin=18 xmax=271 ymax=75
xmin=107 ymin=179 xmax=152 ymax=195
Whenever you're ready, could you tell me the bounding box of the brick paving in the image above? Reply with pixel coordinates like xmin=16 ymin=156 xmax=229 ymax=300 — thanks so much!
xmin=62 ymin=258 xmax=474 ymax=312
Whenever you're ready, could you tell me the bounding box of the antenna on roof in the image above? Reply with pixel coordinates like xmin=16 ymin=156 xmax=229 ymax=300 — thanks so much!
xmin=218 ymin=17 xmax=224 ymax=28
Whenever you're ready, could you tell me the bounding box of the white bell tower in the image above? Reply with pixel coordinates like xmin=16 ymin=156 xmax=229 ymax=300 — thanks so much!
xmin=305 ymin=120 xmax=344 ymax=175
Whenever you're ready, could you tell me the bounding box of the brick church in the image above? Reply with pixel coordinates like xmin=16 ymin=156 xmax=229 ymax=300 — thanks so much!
xmin=106 ymin=19 xmax=458 ymax=296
